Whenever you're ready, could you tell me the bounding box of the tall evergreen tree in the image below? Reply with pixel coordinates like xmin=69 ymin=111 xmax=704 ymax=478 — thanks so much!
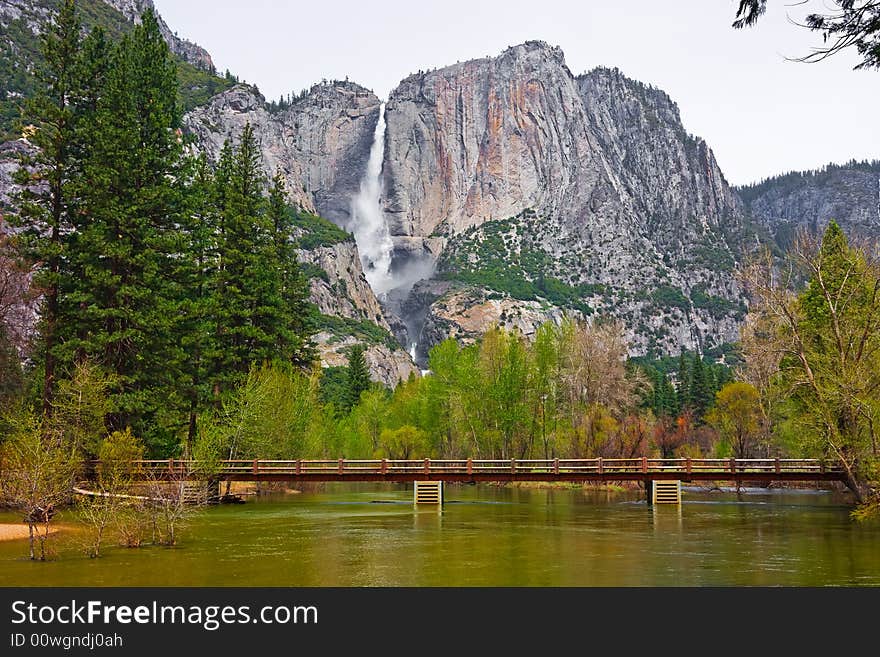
xmin=651 ymin=369 xmax=665 ymax=418
xmin=662 ymin=373 xmax=679 ymax=418
xmin=70 ymin=10 xmax=186 ymax=446
xmin=178 ymin=155 xmax=217 ymax=447
xmin=267 ymin=169 xmax=315 ymax=368
xmin=13 ymin=0 xmax=82 ymax=413
xmin=208 ymin=124 xmax=274 ymax=396
xmin=689 ymin=354 xmax=712 ymax=422
xmin=676 ymin=352 xmax=690 ymax=412
xmin=343 ymin=344 xmax=371 ymax=412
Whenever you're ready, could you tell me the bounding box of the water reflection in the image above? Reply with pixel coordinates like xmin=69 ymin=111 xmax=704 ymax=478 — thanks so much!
xmin=0 ymin=484 xmax=876 ymax=586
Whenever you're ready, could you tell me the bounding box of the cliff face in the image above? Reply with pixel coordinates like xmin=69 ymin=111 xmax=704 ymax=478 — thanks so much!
xmin=183 ymin=82 xmax=381 ymax=224
xmin=383 ymin=43 xmax=588 ymax=239
xmin=384 ymin=43 xmax=747 ymax=357
xmin=577 ymin=67 xmax=743 ymax=259
xmin=299 ymin=238 xmax=418 ymax=387
xmin=738 ymin=162 xmax=880 ymax=246
xmin=5 ymin=4 xmax=876 ymax=379
xmin=183 ymin=83 xmax=417 ymax=384
xmin=0 ymin=1 xmax=416 ymax=385
xmin=100 ymin=0 xmax=214 ymax=70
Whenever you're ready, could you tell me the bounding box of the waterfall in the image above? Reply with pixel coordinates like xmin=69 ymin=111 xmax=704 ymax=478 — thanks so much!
xmin=350 ymin=103 xmax=395 ymax=297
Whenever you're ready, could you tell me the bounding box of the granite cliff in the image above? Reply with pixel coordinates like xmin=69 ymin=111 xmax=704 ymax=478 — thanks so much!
xmin=3 ymin=3 xmax=877 ymax=380
xmin=382 ymin=43 xmax=747 ymax=359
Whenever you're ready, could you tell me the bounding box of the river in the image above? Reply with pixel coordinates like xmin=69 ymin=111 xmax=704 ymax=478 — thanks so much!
xmin=1 ymin=484 xmax=878 ymax=586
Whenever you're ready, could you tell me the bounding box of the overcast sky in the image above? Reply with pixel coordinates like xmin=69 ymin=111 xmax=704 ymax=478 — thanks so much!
xmin=153 ymin=0 xmax=879 ymax=186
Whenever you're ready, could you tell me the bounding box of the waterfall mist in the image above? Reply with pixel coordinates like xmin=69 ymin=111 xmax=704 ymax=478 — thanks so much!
xmin=350 ymin=103 xmax=437 ymax=365
xmin=350 ymin=103 xmax=395 ymax=296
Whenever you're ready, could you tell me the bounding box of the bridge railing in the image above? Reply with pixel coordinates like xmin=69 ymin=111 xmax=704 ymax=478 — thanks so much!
xmin=120 ymin=457 xmax=845 ymax=477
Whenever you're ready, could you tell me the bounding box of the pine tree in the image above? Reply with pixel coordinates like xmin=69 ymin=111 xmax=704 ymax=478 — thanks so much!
xmin=662 ymin=373 xmax=679 ymax=418
xmin=267 ymin=170 xmax=314 ymax=368
xmin=689 ymin=355 xmax=712 ymax=422
xmin=70 ymin=10 xmax=186 ymax=446
xmin=343 ymin=344 xmax=371 ymax=412
xmin=676 ymin=352 xmax=690 ymax=412
xmin=177 ymin=155 xmax=216 ymax=448
xmin=208 ymin=124 xmax=273 ymax=395
xmin=651 ymin=369 xmax=665 ymax=417
xmin=0 ymin=323 xmax=23 ymax=406
xmin=13 ymin=0 xmax=82 ymax=412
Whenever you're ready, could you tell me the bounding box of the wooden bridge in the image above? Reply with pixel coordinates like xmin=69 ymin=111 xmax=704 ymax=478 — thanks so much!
xmin=129 ymin=457 xmax=847 ymax=484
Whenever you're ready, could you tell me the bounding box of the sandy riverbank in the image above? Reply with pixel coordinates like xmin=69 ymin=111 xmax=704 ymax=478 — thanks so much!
xmin=0 ymin=523 xmax=59 ymax=542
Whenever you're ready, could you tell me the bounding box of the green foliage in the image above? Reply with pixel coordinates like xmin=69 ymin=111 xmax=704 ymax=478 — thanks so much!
xmin=267 ymin=171 xmax=317 ymax=369
xmin=60 ymin=9 xmax=187 ymax=445
xmin=650 ymin=285 xmax=690 ymax=311
xmin=318 ymin=366 xmax=349 ymax=409
xmin=688 ymin=355 xmax=713 ymax=421
xmin=690 ymin=284 xmax=746 ymax=319
xmin=744 ymin=221 xmax=880 ymax=510
xmin=378 ymin=425 xmax=428 ymax=460
xmin=738 ymin=160 xmax=880 ymax=204
xmin=0 ymin=324 xmax=23 ymax=407
xmin=0 ymin=408 xmax=81 ymax=560
xmin=299 ymin=262 xmax=330 ymax=283
xmin=326 ymin=318 xmax=652 ymax=461
xmin=707 ymin=382 xmax=762 ymax=458
xmin=96 ymin=427 xmax=145 ymax=490
xmin=292 ymin=210 xmax=353 ymax=249
xmin=194 ymin=364 xmax=319 ymax=462
xmin=314 ymin=314 xmax=399 ymax=350
xmin=342 ymin=344 xmax=371 ymax=413
xmin=8 ymin=2 xmax=317 ymax=457
xmin=633 ymin=350 xmax=732 ymax=423
xmin=49 ymin=360 xmax=113 ymax=458
xmin=200 ymin=127 xmax=316 ymax=399
xmin=732 ymin=2 xmax=880 ymax=70
xmin=0 ymin=0 xmax=232 ymax=138
xmin=439 ymin=212 xmax=605 ymax=312
xmin=176 ymin=60 xmax=235 ymax=112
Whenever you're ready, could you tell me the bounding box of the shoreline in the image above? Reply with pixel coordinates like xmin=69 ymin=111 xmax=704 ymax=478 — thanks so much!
xmin=0 ymin=523 xmax=60 ymax=543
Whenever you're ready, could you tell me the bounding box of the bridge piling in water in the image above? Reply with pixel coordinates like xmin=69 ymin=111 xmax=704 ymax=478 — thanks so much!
xmin=414 ymin=481 xmax=443 ymax=507
xmin=652 ymin=480 xmax=682 ymax=505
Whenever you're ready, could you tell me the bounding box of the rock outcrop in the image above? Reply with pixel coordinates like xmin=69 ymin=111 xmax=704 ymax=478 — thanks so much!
xmin=100 ymin=0 xmax=214 ymax=70
xmin=738 ymin=161 xmax=880 ymax=246
xmin=183 ymin=81 xmax=381 ymax=222
xmin=299 ymin=239 xmax=389 ymax=327
xmin=382 ymin=42 xmax=747 ymax=357
xmin=4 ymin=3 xmax=877 ymax=380
xmin=182 ymin=81 xmax=419 ymax=381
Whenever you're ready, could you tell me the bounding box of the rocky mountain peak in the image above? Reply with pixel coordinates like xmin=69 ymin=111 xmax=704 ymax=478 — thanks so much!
xmin=100 ymin=0 xmax=214 ymax=70
xmin=380 ymin=42 xmax=749 ymax=358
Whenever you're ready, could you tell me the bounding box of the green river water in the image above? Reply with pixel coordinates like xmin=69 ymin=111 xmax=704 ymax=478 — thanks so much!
xmin=1 ymin=484 xmax=878 ymax=586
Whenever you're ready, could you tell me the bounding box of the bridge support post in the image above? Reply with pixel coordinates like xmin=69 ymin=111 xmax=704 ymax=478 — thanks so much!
xmin=645 ymin=480 xmax=653 ymax=505
xmin=414 ymin=481 xmax=443 ymax=507
xmin=652 ymin=480 xmax=682 ymax=505
xmin=207 ymin=479 xmax=221 ymax=504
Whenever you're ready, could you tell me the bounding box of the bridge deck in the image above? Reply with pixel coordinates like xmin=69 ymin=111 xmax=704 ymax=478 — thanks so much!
xmin=127 ymin=458 xmax=847 ymax=483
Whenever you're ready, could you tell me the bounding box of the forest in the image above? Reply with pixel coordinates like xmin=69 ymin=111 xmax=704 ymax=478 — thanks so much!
xmin=0 ymin=0 xmax=878 ymax=562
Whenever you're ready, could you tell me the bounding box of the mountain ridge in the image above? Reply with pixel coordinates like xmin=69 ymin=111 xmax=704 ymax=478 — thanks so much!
xmin=1 ymin=4 xmax=877 ymax=379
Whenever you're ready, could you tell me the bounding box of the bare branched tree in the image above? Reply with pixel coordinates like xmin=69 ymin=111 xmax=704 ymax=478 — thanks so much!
xmin=142 ymin=460 xmax=206 ymax=547
xmin=0 ymin=412 xmax=80 ymax=560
